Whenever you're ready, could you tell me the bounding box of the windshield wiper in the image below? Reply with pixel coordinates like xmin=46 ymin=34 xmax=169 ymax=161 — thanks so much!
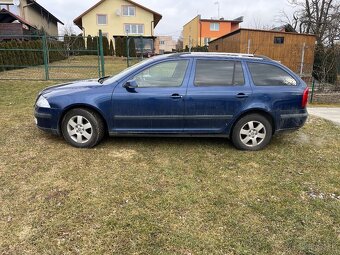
xmin=98 ymin=76 xmax=111 ymax=84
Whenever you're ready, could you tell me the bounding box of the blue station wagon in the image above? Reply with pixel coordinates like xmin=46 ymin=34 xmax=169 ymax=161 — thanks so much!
xmin=34 ymin=53 xmax=309 ymax=150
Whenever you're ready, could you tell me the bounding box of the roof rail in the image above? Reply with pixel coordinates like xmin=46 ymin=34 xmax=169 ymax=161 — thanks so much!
xmin=188 ymin=52 xmax=255 ymax=57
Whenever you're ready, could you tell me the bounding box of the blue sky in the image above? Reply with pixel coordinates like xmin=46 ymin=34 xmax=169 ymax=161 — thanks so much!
xmin=38 ymin=0 xmax=295 ymax=38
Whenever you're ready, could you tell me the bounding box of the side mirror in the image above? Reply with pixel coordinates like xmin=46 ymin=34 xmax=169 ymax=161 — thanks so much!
xmin=124 ymin=80 xmax=138 ymax=89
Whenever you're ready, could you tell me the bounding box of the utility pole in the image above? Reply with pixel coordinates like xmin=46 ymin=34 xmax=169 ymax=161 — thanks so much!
xmin=300 ymin=42 xmax=306 ymax=76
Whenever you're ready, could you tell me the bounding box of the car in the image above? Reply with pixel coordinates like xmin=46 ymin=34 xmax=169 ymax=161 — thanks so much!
xmin=34 ymin=52 xmax=309 ymax=150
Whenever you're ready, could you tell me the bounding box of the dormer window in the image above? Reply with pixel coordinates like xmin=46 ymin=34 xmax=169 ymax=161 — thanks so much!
xmin=122 ymin=6 xmax=136 ymax=16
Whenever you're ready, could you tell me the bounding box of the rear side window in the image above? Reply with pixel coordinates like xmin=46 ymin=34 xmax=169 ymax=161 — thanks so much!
xmin=194 ymin=60 xmax=245 ymax=86
xmin=247 ymin=63 xmax=297 ymax=86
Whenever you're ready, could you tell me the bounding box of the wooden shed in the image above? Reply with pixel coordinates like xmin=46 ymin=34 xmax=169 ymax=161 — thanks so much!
xmin=209 ymin=28 xmax=316 ymax=76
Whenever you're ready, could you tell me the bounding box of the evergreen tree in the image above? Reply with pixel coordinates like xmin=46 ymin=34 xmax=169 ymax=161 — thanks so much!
xmin=313 ymin=43 xmax=325 ymax=82
xmin=109 ymin=39 xmax=114 ymax=56
xmin=86 ymin=35 xmax=93 ymax=55
xmin=93 ymin=36 xmax=98 ymax=55
xmin=115 ymin=37 xmax=122 ymax=57
xmin=325 ymin=46 xmax=337 ymax=84
xmin=129 ymin=38 xmax=136 ymax=58
xmin=122 ymin=37 xmax=127 ymax=57
xmin=103 ymin=36 xmax=110 ymax=56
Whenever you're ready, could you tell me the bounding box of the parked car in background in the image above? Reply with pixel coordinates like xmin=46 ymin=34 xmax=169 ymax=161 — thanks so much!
xmin=34 ymin=52 xmax=308 ymax=150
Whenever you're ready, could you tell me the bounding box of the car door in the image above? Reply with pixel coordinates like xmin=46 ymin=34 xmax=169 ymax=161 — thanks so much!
xmin=111 ymin=59 xmax=191 ymax=133
xmin=184 ymin=58 xmax=252 ymax=134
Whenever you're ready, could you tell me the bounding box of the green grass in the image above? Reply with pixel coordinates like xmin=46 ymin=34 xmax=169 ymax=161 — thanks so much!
xmin=0 ymin=57 xmax=339 ymax=254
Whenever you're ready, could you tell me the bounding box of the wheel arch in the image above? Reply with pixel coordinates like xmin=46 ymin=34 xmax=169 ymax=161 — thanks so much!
xmin=58 ymin=104 xmax=109 ymax=135
xmin=230 ymin=108 xmax=276 ymax=136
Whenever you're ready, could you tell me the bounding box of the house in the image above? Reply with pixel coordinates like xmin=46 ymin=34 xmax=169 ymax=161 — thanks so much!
xmin=208 ymin=28 xmax=316 ymax=76
xmin=73 ymin=0 xmax=162 ymax=55
xmin=154 ymin=36 xmax=176 ymax=54
xmin=183 ymin=15 xmax=242 ymax=49
xmin=0 ymin=0 xmax=64 ymax=36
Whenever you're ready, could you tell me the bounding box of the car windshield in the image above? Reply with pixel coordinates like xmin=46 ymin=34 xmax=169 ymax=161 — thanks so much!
xmin=102 ymin=57 xmax=156 ymax=85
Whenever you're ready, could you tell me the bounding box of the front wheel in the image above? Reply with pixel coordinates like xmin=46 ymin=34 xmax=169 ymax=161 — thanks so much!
xmin=232 ymin=114 xmax=273 ymax=151
xmin=61 ymin=108 xmax=105 ymax=148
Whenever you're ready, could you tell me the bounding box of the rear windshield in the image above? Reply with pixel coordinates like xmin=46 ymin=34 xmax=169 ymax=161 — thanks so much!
xmin=247 ymin=62 xmax=297 ymax=86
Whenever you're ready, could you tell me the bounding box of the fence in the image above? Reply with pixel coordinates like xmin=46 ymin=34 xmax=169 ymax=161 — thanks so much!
xmin=0 ymin=31 xmax=107 ymax=81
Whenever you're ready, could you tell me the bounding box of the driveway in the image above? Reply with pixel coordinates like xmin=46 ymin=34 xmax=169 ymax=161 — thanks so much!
xmin=308 ymin=107 xmax=340 ymax=125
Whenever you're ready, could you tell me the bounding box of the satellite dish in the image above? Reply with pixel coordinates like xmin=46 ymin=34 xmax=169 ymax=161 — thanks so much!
xmin=13 ymin=0 xmax=20 ymax=6
xmin=115 ymin=9 xmax=121 ymax=16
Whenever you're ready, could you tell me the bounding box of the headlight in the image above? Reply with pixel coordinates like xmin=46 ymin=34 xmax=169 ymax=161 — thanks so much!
xmin=36 ymin=95 xmax=51 ymax=108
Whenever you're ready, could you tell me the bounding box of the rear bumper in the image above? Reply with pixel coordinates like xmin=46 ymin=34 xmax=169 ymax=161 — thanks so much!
xmin=277 ymin=110 xmax=308 ymax=132
xmin=34 ymin=107 xmax=61 ymax=135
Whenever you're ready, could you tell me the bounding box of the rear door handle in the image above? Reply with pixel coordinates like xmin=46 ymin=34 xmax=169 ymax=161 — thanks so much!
xmin=171 ymin=93 xmax=183 ymax=99
xmin=236 ymin=93 xmax=249 ymax=99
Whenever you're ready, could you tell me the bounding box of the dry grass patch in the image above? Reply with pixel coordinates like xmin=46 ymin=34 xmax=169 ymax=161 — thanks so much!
xmin=0 ymin=59 xmax=339 ymax=254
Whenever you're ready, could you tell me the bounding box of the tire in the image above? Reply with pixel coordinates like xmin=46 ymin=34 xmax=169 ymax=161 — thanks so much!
xmin=61 ymin=108 xmax=105 ymax=148
xmin=231 ymin=113 xmax=273 ymax=151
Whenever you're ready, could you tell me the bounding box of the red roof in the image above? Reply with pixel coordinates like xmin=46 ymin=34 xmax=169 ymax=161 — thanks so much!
xmin=74 ymin=0 xmax=162 ymax=29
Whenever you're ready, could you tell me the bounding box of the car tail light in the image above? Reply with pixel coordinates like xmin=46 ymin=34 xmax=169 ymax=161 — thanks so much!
xmin=302 ymin=87 xmax=309 ymax=108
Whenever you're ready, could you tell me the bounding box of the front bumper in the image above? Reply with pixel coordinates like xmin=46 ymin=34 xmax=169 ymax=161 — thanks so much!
xmin=34 ymin=106 xmax=61 ymax=135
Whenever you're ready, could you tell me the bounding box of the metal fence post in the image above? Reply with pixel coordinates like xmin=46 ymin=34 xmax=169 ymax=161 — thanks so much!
xmin=42 ymin=33 xmax=49 ymax=80
xmin=310 ymin=77 xmax=315 ymax=103
xmin=98 ymin=30 xmax=105 ymax=77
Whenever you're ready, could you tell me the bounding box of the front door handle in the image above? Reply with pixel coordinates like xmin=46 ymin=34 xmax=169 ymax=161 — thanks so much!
xmin=171 ymin=93 xmax=183 ymax=99
xmin=236 ymin=93 xmax=249 ymax=99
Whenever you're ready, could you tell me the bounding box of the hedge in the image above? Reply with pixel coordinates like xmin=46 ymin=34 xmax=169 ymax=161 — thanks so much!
xmin=0 ymin=39 xmax=67 ymax=72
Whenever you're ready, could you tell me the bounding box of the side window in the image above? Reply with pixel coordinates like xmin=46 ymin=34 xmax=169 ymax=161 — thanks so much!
xmin=248 ymin=63 xmax=297 ymax=86
xmin=134 ymin=60 xmax=189 ymax=88
xmin=194 ymin=60 xmax=245 ymax=86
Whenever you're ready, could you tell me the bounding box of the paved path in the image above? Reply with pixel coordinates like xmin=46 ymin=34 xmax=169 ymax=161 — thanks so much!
xmin=308 ymin=107 xmax=340 ymax=125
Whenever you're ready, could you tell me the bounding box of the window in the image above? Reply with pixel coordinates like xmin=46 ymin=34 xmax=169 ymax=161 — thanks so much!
xmin=274 ymin=37 xmax=284 ymax=44
xmin=194 ymin=60 xmax=245 ymax=86
xmin=97 ymin=14 xmax=107 ymax=25
xmin=125 ymin=24 xmax=144 ymax=34
xmin=134 ymin=60 xmax=189 ymax=87
xmin=247 ymin=63 xmax=297 ymax=86
xmin=204 ymin=38 xmax=211 ymax=46
xmin=160 ymin=41 xmax=165 ymax=45
xmin=122 ymin=6 xmax=136 ymax=16
xmin=210 ymin=23 xmax=220 ymax=31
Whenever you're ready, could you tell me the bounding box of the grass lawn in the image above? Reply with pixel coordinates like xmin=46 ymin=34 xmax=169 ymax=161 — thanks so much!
xmin=0 ymin=57 xmax=339 ymax=254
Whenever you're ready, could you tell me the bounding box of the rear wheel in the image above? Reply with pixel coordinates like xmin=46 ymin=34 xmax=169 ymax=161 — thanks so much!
xmin=232 ymin=114 xmax=272 ymax=151
xmin=61 ymin=108 xmax=105 ymax=148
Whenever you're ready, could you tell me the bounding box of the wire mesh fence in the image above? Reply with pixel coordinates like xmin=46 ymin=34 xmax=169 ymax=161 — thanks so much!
xmin=0 ymin=33 xmax=103 ymax=81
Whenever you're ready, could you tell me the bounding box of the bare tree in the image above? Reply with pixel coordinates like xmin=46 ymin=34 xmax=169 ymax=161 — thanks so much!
xmin=62 ymin=23 xmax=76 ymax=36
xmin=281 ymin=0 xmax=340 ymax=45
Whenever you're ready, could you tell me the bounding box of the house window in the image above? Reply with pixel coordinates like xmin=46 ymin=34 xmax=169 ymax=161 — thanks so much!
xmin=215 ymin=45 xmax=219 ymax=51
xmin=204 ymin=38 xmax=211 ymax=45
xmin=210 ymin=23 xmax=220 ymax=31
xmin=97 ymin=14 xmax=107 ymax=25
xmin=160 ymin=41 xmax=165 ymax=45
xmin=274 ymin=37 xmax=284 ymax=44
xmin=125 ymin=24 xmax=144 ymax=35
xmin=122 ymin=6 xmax=136 ymax=16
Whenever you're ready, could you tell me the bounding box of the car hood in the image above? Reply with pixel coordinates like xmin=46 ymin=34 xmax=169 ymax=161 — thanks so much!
xmin=41 ymin=79 xmax=103 ymax=96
